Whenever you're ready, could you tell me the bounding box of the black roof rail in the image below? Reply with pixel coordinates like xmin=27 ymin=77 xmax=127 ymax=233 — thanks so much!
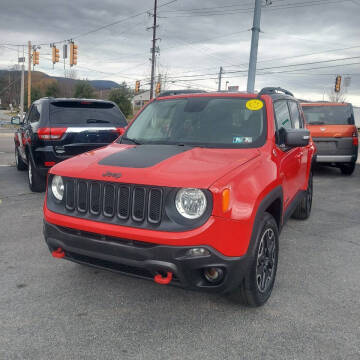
xmin=158 ymin=89 xmax=206 ymax=97
xmin=258 ymin=87 xmax=294 ymax=97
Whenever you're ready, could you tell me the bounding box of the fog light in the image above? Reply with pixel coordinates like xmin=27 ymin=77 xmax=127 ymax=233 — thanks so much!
xmin=186 ymin=248 xmax=210 ymax=257
xmin=204 ymin=267 xmax=224 ymax=283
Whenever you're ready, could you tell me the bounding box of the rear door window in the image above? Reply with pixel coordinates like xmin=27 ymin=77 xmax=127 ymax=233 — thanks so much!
xmin=49 ymin=101 xmax=127 ymax=127
xmin=28 ymin=103 xmax=41 ymax=124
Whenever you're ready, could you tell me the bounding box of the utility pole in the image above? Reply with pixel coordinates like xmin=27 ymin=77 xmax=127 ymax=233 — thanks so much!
xmin=149 ymin=0 xmax=158 ymax=100
xmin=218 ymin=67 xmax=223 ymax=91
xmin=27 ymin=41 xmax=32 ymax=109
xmin=20 ymin=46 xmax=25 ymax=118
xmin=247 ymin=0 xmax=262 ymax=93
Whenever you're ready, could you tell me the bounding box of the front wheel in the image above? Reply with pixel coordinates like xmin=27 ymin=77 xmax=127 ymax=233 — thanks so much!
xmin=292 ymin=171 xmax=313 ymax=220
xmin=28 ymin=157 xmax=46 ymax=192
xmin=227 ymin=212 xmax=279 ymax=307
xmin=340 ymin=162 xmax=355 ymax=175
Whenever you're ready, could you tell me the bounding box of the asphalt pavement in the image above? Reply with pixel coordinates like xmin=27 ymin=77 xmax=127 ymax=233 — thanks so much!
xmin=0 ymin=134 xmax=359 ymax=360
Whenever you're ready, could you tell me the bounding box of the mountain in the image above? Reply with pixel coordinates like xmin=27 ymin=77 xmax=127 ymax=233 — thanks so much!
xmin=0 ymin=69 xmax=121 ymax=90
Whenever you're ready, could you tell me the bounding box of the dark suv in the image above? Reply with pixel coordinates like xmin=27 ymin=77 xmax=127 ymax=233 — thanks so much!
xmin=14 ymin=98 xmax=127 ymax=192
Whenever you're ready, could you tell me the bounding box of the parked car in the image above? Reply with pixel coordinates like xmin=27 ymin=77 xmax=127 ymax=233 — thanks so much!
xmin=14 ymin=98 xmax=127 ymax=192
xmin=301 ymin=102 xmax=358 ymax=175
xmin=11 ymin=115 xmax=21 ymax=124
xmin=43 ymin=87 xmax=315 ymax=306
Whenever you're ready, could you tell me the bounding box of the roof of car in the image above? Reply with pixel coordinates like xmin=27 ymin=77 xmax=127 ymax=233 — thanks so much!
xmin=156 ymin=90 xmax=296 ymax=102
xmin=38 ymin=97 xmax=114 ymax=103
xmin=301 ymin=102 xmax=350 ymax=107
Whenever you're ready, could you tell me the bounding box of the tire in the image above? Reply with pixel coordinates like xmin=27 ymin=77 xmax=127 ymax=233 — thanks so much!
xmin=227 ymin=212 xmax=279 ymax=307
xmin=27 ymin=156 xmax=46 ymax=192
xmin=292 ymin=171 xmax=313 ymax=220
xmin=340 ymin=162 xmax=355 ymax=176
xmin=15 ymin=146 xmax=27 ymax=171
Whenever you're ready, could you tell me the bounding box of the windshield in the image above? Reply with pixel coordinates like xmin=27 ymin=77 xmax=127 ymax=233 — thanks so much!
xmin=122 ymin=97 xmax=266 ymax=148
xmin=303 ymin=105 xmax=354 ymax=125
xmin=49 ymin=101 xmax=127 ymax=127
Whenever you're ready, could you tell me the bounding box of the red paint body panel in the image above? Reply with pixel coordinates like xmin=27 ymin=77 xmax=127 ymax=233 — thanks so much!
xmin=44 ymin=206 xmax=252 ymax=257
xmin=49 ymin=142 xmax=261 ymax=189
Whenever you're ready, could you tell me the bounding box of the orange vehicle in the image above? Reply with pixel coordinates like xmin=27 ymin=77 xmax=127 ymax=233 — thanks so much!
xmin=301 ymin=102 xmax=358 ymax=175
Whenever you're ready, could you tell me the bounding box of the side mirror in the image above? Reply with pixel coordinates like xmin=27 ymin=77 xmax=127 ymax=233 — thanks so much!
xmin=11 ymin=116 xmax=21 ymax=125
xmin=284 ymin=128 xmax=310 ymax=147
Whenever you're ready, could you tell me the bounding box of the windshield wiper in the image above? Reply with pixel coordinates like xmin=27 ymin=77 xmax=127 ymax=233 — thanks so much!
xmin=309 ymin=121 xmax=325 ymax=125
xmin=121 ymin=136 xmax=142 ymax=145
xmin=86 ymin=119 xmax=110 ymax=124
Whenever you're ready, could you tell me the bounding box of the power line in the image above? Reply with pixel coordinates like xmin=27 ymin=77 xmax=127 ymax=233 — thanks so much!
xmin=159 ymin=0 xmax=350 ymax=17
xmin=0 ymin=0 xmax=177 ymax=48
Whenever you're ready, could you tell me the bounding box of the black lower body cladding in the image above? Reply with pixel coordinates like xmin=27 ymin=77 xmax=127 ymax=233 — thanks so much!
xmin=43 ymin=221 xmax=251 ymax=294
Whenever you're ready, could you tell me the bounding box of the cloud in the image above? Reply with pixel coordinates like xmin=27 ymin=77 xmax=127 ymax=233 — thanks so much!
xmin=0 ymin=0 xmax=359 ymax=105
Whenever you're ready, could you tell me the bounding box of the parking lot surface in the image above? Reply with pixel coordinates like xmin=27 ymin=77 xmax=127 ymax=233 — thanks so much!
xmin=0 ymin=133 xmax=359 ymax=360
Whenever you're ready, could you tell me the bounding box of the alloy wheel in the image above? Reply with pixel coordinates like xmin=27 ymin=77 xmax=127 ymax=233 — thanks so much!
xmin=256 ymin=228 xmax=276 ymax=293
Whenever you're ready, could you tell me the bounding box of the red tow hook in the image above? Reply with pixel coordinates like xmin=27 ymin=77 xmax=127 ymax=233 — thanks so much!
xmin=52 ymin=248 xmax=65 ymax=259
xmin=154 ymin=272 xmax=173 ymax=285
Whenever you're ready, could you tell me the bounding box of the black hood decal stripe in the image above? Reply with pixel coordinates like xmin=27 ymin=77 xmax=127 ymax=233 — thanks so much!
xmin=98 ymin=145 xmax=192 ymax=168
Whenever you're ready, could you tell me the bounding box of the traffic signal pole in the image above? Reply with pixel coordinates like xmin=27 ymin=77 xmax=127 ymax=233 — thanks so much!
xmin=149 ymin=0 xmax=158 ymax=100
xmin=27 ymin=41 xmax=31 ymax=109
xmin=20 ymin=46 xmax=25 ymax=118
xmin=247 ymin=0 xmax=262 ymax=93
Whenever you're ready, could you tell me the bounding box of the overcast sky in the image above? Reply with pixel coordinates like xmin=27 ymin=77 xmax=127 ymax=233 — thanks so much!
xmin=0 ymin=0 xmax=359 ymax=105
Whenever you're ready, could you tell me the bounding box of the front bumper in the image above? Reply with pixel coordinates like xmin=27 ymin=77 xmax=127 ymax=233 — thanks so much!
xmin=44 ymin=221 xmax=251 ymax=294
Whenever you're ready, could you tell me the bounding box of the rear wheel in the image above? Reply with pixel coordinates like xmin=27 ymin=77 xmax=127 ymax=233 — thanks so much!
xmin=228 ymin=212 xmax=279 ymax=307
xmin=339 ymin=162 xmax=355 ymax=175
xmin=292 ymin=171 xmax=313 ymax=220
xmin=27 ymin=157 xmax=46 ymax=192
xmin=15 ymin=146 xmax=27 ymax=171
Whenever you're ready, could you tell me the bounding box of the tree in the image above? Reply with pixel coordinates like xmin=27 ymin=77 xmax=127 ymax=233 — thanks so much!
xmin=45 ymin=80 xmax=60 ymax=97
xmin=73 ymin=80 xmax=95 ymax=99
xmin=25 ymin=86 xmax=43 ymax=110
xmin=328 ymin=89 xmax=347 ymax=103
xmin=108 ymin=84 xmax=133 ymax=118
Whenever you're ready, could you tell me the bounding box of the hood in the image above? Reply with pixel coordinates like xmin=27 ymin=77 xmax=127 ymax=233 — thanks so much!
xmin=50 ymin=143 xmax=260 ymax=188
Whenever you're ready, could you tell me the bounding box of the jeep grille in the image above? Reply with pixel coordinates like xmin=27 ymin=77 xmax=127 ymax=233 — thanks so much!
xmin=64 ymin=178 xmax=163 ymax=226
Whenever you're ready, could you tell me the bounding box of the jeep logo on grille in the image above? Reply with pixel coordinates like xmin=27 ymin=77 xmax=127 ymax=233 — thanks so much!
xmin=102 ymin=171 xmax=122 ymax=179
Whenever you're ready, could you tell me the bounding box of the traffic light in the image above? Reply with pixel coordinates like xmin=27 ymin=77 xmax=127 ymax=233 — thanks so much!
xmin=52 ymin=46 xmax=60 ymax=64
xmin=155 ymin=82 xmax=161 ymax=96
xmin=335 ymin=75 xmax=342 ymax=93
xmin=69 ymin=43 xmax=78 ymax=66
xmin=32 ymin=51 xmax=39 ymax=65
xmin=135 ymin=80 xmax=140 ymax=94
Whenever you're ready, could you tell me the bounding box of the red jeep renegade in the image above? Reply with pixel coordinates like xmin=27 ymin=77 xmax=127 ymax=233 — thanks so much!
xmin=43 ymin=87 xmax=315 ymax=306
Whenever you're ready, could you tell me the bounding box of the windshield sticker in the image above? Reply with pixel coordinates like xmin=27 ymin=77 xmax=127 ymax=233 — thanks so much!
xmin=233 ymin=137 xmax=253 ymax=144
xmin=246 ymin=99 xmax=263 ymax=111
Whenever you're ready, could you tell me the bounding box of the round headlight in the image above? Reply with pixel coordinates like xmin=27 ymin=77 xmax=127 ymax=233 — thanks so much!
xmin=51 ymin=175 xmax=64 ymax=201
xmin=175 ymin=188 xmax=207 ymax=219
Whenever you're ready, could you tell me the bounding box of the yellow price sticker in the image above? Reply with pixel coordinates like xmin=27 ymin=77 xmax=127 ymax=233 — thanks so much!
xmin=246 ymin=99 xmax=263 ymax=111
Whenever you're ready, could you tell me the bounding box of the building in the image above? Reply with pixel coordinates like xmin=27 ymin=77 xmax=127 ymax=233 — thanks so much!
xmin=132 ymin=90 xmax=150 ymax=113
